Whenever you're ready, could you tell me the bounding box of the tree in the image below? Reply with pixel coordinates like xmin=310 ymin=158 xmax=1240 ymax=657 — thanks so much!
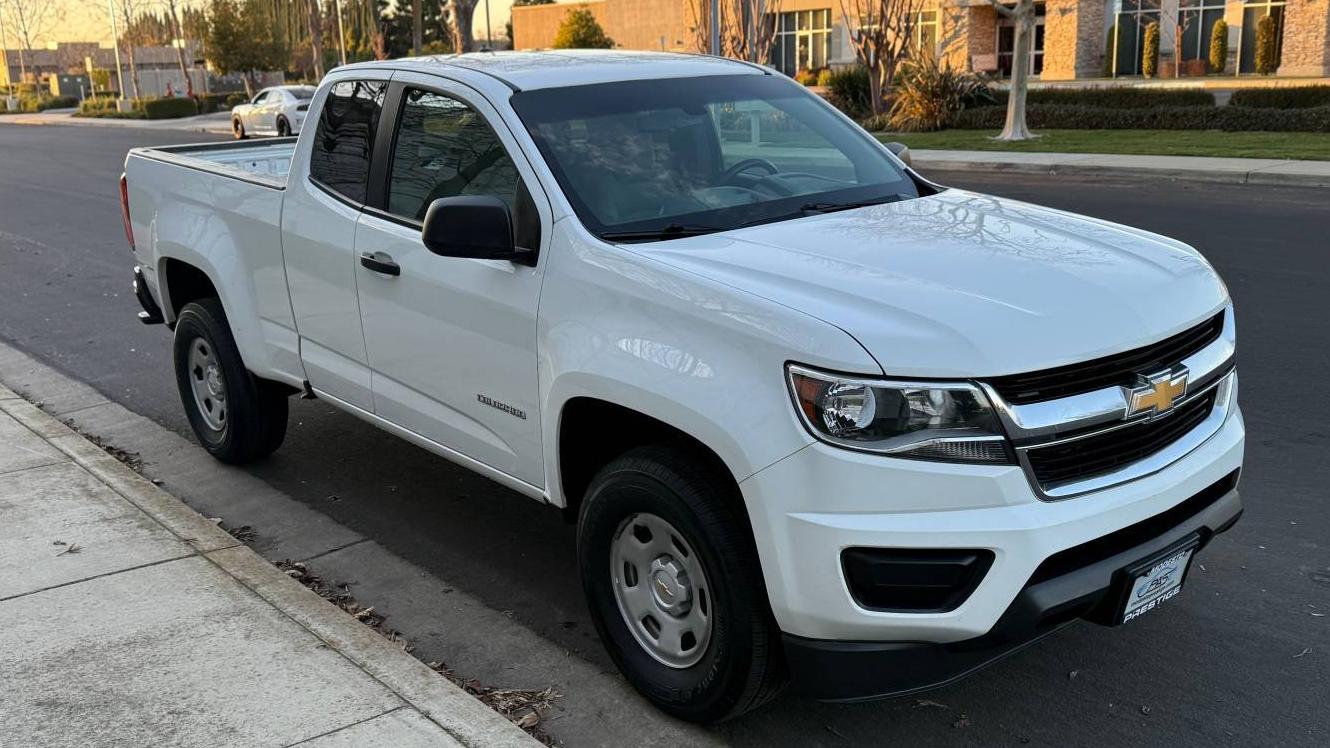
xmin=2 ymin=0 xmax=62 ymax=88
xmin=686 ymin=1 xmax=784 ymax=62
xmin=984 ymin=0 xmax=1036 ymax=141
xmin=113 ymin=0 xmax=151 ymax=101
xmin=1141 ymin=20 xmax=1159 ymax=78
xmin=166 ymin=0 xmax=195 ymax=97
xmin=204 ymin=0 xmax=287 ymax=96
xmin=1254 ymin=14 xmax=1279 ymax=75
xmin=1208 ymin=18 xmax=1227 ymax=74
xmin=446 ymin=0 xmax=478 ymax=52
xmin=552 ymin=6 xmax=613 ymax=49
xmin=841 ymin=0 xmax=926 ymax=116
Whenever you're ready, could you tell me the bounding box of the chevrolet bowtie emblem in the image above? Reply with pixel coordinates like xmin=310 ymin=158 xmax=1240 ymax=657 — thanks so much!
xmin=1125 ymin=368 xmax=1189 ymax=418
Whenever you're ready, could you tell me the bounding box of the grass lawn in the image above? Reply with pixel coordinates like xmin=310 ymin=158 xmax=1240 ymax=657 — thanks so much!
xmin=873 ymin=129 xmax=1330 ymax=161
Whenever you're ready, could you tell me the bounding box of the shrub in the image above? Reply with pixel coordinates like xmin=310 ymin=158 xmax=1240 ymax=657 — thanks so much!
xmin=887 ymin=57 xmax=990 ymax=132
xmin=140 ymin=96 xmax=200 ymax=119
xmin=989 ymin=86 xmax=1213 ymax=109
xmin=225 ymin=92 xmax=248 ymax=108
xmin=1142 ymin=22 xmax=1160 ymax=78
xmin=1209 ymin=19 xmax=1228 ymax=74
xmin=552 ymin=7 xmax=614 ymax=49
xmin=35 ymin=95 xmax=78 ymax=111
xmin=1255 ymin=15 xmax=1280 ymax=75
xmin=816 ymin=68 xmax=834 ymax=88
xmin=826 ymin=66 xmax=872 ymax=119
xmin=951 ymin=103 xmax=1330 ymax=133
xmin=794 ymin=68 xmax=818 ymax=86
xmin=1230 ymin=85 xmax=1330 ymax=109
xmin=195 ymin=93 xmax=233 ymax=114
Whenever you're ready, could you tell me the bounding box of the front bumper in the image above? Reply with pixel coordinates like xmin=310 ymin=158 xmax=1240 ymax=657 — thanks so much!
xmin=738 ymin=400 xmax=1244 ymax=700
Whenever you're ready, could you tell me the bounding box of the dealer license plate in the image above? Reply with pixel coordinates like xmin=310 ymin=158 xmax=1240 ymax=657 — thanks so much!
xmin=1120 ymin=545 xmax=1195 ymax=624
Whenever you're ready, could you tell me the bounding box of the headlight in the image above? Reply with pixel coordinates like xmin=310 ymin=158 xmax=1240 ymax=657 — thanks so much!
xmin=787 ymin=364 xmax=1012 ymax=463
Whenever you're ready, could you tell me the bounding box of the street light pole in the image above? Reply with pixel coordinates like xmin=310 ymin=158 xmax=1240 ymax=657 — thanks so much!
xmin=484 ymin=0 xmax=493 ymax=50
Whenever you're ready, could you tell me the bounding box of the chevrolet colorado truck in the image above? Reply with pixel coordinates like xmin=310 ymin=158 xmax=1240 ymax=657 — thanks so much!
xmin=122 ymin=51 xmax=1244 ymax=723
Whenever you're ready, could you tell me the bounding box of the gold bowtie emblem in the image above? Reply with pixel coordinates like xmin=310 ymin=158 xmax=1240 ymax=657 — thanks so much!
xmin=1126 ymin=368 xmax=1189 ymax=418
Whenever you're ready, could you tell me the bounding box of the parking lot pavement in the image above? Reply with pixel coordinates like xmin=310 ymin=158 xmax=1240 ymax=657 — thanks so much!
xmin=0 ymin=383 xmax=538 ymax=748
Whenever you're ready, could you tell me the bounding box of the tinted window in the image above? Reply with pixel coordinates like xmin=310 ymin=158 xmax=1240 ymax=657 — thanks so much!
xmin=511 ymin=75 xmax=919 ymax=241
xmin=290 ymin=86 xmax=317 ymax=100
xmin=309 ymin=80 xmax=387 ymax=204
xmin=386 ymin=88 xmax=520 ymax=221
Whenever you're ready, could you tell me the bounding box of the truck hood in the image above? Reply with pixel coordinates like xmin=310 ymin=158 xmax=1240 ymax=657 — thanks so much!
xmin=632 ymin=190 xmax=1229 ymax=378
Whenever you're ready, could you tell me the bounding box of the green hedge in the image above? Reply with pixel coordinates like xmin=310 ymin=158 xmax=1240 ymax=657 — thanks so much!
xmin=826 ymin=66 xmax=873 ymax=119
xmin=195 ymin=93 xmax=233 ymax=114
xmin=1230 ymin=85 xmax=1330 ymax=109
xmin=225 ymin=93 xmax=248 ymax=108
xmin=140 ymin=97 xmax=200 ymax=119
xmin=988 ymin=87 xmax=1215 ymax=108
xmin=952 ymin=104 xmax=1330 ymax=132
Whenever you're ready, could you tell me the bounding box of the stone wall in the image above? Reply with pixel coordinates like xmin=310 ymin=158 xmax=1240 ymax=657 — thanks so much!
xmin=1042 ymin=0 xmax=1106 ymax=80
xmin=941 ymin=3 xmax=999 ymax=72
xmin=1279 ymin=0 xmax=1330 ymax=76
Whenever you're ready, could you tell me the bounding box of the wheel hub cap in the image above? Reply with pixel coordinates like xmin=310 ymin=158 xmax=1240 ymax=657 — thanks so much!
xmin=187 ymin=339 xmax=227 ymax=432
xmin=611 ymin=513 xmax=713 ymax=669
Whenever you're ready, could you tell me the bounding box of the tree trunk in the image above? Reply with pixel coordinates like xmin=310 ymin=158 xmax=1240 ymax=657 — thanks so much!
xmin=448 ymin=0 xmax=476 ymax=53
xmin=413 ymin=0 xmax=423 ymax=55
xmin=126 ymin=45 xmax=142 ymax=101
xmin=996 ymin=1 xmax=1034 ymax=141
xmin=307 ymin=0 xmax=325 ymax=80
xmin=868 ymin=53 xmax=884 ymax=115
xmin=167 ymin=1 xmax=194 ymax=98
xmin=243 ymin=70 xmax=256 ymax=98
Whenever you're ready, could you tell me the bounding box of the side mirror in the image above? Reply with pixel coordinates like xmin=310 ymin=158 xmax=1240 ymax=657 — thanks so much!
xmin=885 ymin=141 xmax=913 ymax=168
xmin=421 ymin=196 xmax=532 ymax=265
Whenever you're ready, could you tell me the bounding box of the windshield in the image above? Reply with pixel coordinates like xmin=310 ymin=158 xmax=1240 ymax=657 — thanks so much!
xmin=510 ymin=74 xmax=921 ymax=242
xmin=289 ymin=86 xmax=317 ymax=100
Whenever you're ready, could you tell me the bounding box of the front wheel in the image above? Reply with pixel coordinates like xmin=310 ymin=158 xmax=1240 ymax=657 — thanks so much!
xmin=173 ymin=298 xmax=288 ymax=464
xmin=578 ymin=446 xmax=786 ymax=722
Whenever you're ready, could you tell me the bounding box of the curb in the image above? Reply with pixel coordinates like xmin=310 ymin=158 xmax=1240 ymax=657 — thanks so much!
xmin=912 ymin=156 xmax=1330 ymax=188
xmin=0 ymin=380 xmax=540 ymax=748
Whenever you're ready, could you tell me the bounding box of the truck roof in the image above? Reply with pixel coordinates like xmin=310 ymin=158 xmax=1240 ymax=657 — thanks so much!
xmin=338 ymin=50 xmax=767 ymax=92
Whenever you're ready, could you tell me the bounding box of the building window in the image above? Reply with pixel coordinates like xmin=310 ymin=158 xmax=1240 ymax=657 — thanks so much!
xmin=1112 ymin=0 xmax=1161 ymax=76
xmin=769 ymin=9 xmax=833 ymax=76
xmin=1238 ymin=0 xmax=1285 ymax=74
xmin=1178 ymin=1 xmax=1227 ymax=64
xmin=997 ymin=2 xmax=1045 ymax=78
xmin=908 ymin=10 xmax=940 ymax=57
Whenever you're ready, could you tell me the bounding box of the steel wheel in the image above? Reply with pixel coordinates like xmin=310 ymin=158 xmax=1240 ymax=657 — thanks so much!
xmin=187 ymin=338 xmax=227 ymax=433
xmin=611 ymin=512 xmax=713 ymax=669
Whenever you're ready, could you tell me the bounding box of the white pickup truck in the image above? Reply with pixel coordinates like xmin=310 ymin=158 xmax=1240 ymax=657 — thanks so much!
xmin=122 ymin=51 xmax=1244 ymax=722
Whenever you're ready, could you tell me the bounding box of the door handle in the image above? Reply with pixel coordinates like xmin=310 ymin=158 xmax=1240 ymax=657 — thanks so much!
xmin=360 ymin=251 xmax=400 ymax=276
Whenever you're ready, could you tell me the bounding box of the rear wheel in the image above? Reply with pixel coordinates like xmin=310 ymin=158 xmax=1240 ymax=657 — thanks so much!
xmin=578 ymin=445 xmax=786 ymax=722
xmin=276 ymin=116 xmax=290 ymax=137
xmin=173 ymin=298 xmax=288 ymax=464
xmin=232 ymin=117 xmax=246 ymax=140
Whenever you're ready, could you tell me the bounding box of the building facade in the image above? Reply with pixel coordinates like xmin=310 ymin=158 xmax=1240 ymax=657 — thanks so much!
xmin=512 ymin=1 xmax=1330 ymax=80
xmin=0 ymin=41 xmax=280 ymax=99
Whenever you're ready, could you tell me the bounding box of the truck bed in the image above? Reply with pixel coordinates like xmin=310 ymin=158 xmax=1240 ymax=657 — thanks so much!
xmin=129 ymin=138 xmax=297 ymax=190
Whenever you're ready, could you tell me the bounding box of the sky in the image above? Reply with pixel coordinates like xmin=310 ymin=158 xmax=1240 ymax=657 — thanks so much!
xmin=4 ymin=0 xmax=538 ymax=48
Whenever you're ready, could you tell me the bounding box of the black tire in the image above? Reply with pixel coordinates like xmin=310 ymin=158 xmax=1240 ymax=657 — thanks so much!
xmin=232 ymin=118 xmax=246 ymax=140
xmin=173 ymin=298 xmax=288 ymax=464
xmin=578 ymin=445 xmax=786 ymax=722
xmin=276 ymin=116 xmax=290 ymax=137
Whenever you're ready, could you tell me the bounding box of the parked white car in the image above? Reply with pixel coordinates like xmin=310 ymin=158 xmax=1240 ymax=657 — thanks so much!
xmin=230 ymin=85 xmax=316 ymax=139
xmin=122 ymin=52 xmax=1243 ymax=722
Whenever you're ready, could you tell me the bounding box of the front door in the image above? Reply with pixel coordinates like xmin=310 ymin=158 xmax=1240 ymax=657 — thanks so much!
xmin=353 ymin=74 xmax=550 ymax=488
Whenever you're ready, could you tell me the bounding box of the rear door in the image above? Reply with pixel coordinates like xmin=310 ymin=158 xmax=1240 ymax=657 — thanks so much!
xmin=351 ymin=72 xmax=551 ymax=488
xmin=281 ymin=77 xmax=390 ymax=411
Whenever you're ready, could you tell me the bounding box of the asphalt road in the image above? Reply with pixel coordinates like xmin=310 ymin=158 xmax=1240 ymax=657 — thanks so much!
xmin=1 ymin=123 xmax=1327 ymax=746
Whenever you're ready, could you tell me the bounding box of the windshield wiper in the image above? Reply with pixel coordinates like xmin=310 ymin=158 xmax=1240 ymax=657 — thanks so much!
xmin=598 ymin=223 xmax=723 ymax=243
xmin=798 ymin=193 xmax=912 ymax=215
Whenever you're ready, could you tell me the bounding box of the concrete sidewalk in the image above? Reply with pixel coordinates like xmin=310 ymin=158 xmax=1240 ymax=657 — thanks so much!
xmin=911 ymin=149 xmax=1330 ymax=187
xmin=0 ymin=108 xmax=234 ymax=134
xmin=0 ymin=382 xmax=539 ymax=747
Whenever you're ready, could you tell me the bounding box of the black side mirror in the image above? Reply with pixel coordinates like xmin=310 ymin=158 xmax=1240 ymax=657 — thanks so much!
xmin=421 ymin=196 xmax=533 ymax=265
xmin=884 ymin=141 xmax=913 ymax=168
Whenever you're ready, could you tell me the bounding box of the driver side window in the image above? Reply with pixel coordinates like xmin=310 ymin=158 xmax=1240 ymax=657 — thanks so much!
xmin=386 ymin=88 xmax=521 ymax=222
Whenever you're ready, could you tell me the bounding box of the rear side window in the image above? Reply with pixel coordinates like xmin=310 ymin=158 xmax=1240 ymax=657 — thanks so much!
xmin=309 ymin=80 xmax=387 ymax=204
